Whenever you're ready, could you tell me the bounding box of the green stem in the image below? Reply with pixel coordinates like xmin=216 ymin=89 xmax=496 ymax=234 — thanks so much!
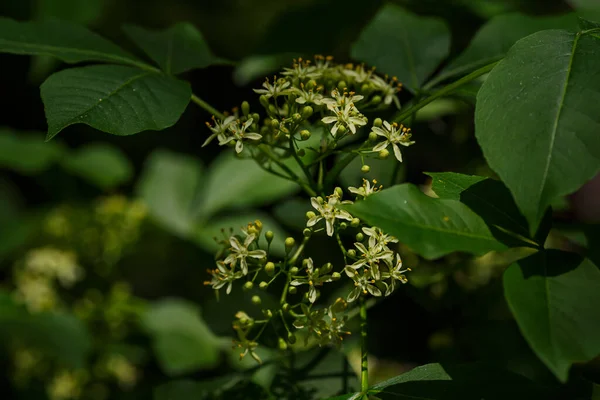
xmin=392 ymin=61 xmax=499 ymax=124
xmin=335 ymin=232 xmax=348 ymax=265
xmin=191 ymin=93 xmax=224 ymax=119
xmin=289 ymin=236 xmax=309 ymax=265
xmin=359 ymin=295 xmax=368 ymax=393
xmin=289 ymin=135 xmax=318 ymax=192
xmin=257 ymin=146 xmax=317 ymax=196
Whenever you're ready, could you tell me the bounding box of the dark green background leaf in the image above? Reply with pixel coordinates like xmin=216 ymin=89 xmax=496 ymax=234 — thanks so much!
xmin=0 ymin=128 xmax=64 ymax=174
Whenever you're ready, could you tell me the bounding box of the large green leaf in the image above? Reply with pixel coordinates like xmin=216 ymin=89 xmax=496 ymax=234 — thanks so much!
xmin=351 ymin=3 xmax=450 ymax=91
xmin=197 ymin=152 xmax=299 ymax=218
xmin=136 ymin=149 xmax=202 ymax=237
xmin=433 ymin=13 xmax=577 ymax=85
xmin=0 ymin=128 xmax=64 ymax=174
xmin=504 ymin=250 xmax=600 ymax=382
xmin=427 ymin=172 xmax=486 ymax=201
xmin=367 ymin=363 xmax=556 ymax=399
xmin=142 ymin=299 xmax=223 ymax=376
xmin=475 ymin=29 xmax=600 ymax=235
xmin=40 ymin=65 xmax=191 ymax=139
xmin=61 ymin=143 xmax=133 ymax=189
xmin=0 ymin=17 xmax=146 ymax=67
xmin=123 ymin=23 xmax=226 ymax=75
xmin=344 ymin=184 xmax=504 ymax=259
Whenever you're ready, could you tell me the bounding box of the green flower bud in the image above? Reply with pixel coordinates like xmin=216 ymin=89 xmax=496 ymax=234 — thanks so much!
xmin=351 ymin=218 xmax=360 ymax=228
xmin=355 ymin=233 xmax=364 ymax=242
xmin=271 ymin=119 xmax=280 ymax=129
xmin=289 ymin=286 xmax=297 ymax=295
xmin=227 ymin=141 xmax=236 ymax=148
xmin=278 ymin=337 xmax=288 ymax=351
xmin=322 ymin=262 xmax=333 ymax=274
xmin=302 ymin=258 xmax=310 ymax=268
xmin=252 ymin=113 xmax=260 ymax=122
xmin=337 ymin=80 xmax=347 ymax=91
xmin=332 ymin=272 xmax=341 ymax=281
xmin=289 ymin=266 xmax=299 ymax=275
xmin=239 ymin=317 xmax=250 ymax=325
xmin=287 ymin=332 xmax=297 ymax=344
xmin=334 ymin=187 xmax=344 ymax=198
xmin=368 ymin=131 xmax=378 ymax=142
xmin=243 ymin=281 xmax=254 ymax=291
xmin=374 ymin=118 xmax=383 ymax=127
xmin=297 ymin=149 xmax=306 ymax=157
xmin=361 ymin=164 xmax=371 ymax=173
xmin=302 ymin=106 xmax=313 ymax=119
xmin=285 ymin=237 xmax=296 ymax=252
xmin=282 ymin=303 xmax=290 ymax=312
xmin=300 ymin=129 xmax=311 ymax=141
xmin=260 ymin=126 xmax=270 ymax=135
xmin=241 ymin=101 xmax=250 ymax=116
xmin=371 ymin=95 xmax=382 ymax=105
xmin=259 ymin=95 xmax=269 ymax=109
xmin=263 ymin=309 xmax=273 ymax=318
xmin=306 ymin=211 xmax=316 ymax=219
xmin=303 ymin=228 xmax=312 ymax=238
xmin=265 ymin=262 xmax=276 ymax=277
xmin=252 ymin=295 xmax=262 ymax=305
xmin=379 ymin=149 xmax=390 ymax=159
xmin=337 ymin=125 xmax=347 ymax=135
xmin=339 ymin=222 xmax=348 ymax=230
xmin=265 ymin=231 xmax=274 ymax=243
xmin=306 ymin=80 xmax=317 ymax=91
xmin=361 ymin=83 xmax=371 ymax=93
xmin=293 ymin=113 xmax=302 ymax=122
xmin=268 ymin=104 xmax=278 ymax=116
xmin=347 ymin=249 xmax=356 ymax=257
xmin=259 ymin=281 xmax=269 ymax=290
xmin=316 ymin=196 xmax=324 ymax=204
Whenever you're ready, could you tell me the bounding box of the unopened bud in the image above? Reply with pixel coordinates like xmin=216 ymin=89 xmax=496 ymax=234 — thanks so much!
xmin=361 ymin=83 xmax=371 ymax=93
xmin=337 ymin=80 xmax=347 ymax=91
xmin=300 ymin=129 xmax=311 ymax=141
xmin=355 ymin=233 xmax=364 ymax=241
xmin=339 ymin=222 xmax=348 ymax=230
xmin=287 ymin=332 xmax=297 ymax=344
xmin=252 ymin=113 xmax=260 ymax=122
xmin=351 ymin=218 xmax=360 ymax=228
xmin=303 ymin=228 xmax=312 ymax=238
xmin=285 ymin=237 xmax=296 ymax=251
xmin=265 ymin=231 xmax=274 ymax=243
xmin=252 ymin=295 xmax=261 ymax=305
xmin=268 ymin=104 xmax=278 ymax=116
xmin=334 ymin=187 xmax=344 ymax=198
xmin=241 ymin=101 xmax=250 ymax=116
xmin=302 ymin=258 xmax=310 ymax=268
xmin=282 ymin=303 xmax=290 ymax=312
xmin=368 ymin=131 xmax=378 ymax=142
xmin=289 ymin=286 xmax=297 ymax=295
xmin=379 ymin=149 xmax=390 ymax=159
xmin=301 ymin=106 xmax=313 ymax=119
xmin=279 ymin=337 xmax=288 ymax=350
xmin=371 ymin=95 xmax=382 ymax=105
xmin=259 ymin=95 xmax=269 ymax=109
xmin=374 ymin=118 xmax=383 ymax=127
xmin=290 ymin=267 xmax=299 ymax=275
xmin=306 ymin=211 xmax=316 ymax=219
xmin=259 ymin=281 xmax=268 ymax=290
xmin=361 ymin=165 xmax=371 ymax=173
xmin=337 ymin=125 xmax=347 ymax=135
xmin=332 ymin=272 xmax=341 ymax=281
xmin=293 ymin=113 xmax=302 ymax=122
xmin=306 ymin=80 xmax=317 ymax=91
xmin=265 ymin=262 xmax=275 ymax=276
xmin=347 ymin=249 xmax=356 ymax=257
xmin=263 ymin=309 xmax=273 ymax=318
xmin=271 ymin=119 xmax=280 ymax=129
xmin=322 ymin=262 xmax=333 ymax=274
xmin=243 ymin=281 xmax=254 ymax=291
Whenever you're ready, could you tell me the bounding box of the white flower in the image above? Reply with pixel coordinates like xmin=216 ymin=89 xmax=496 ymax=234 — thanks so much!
xmin=293 ymin=88 xmax=324 ymax=105
xmin=290 ymin=258 xmax=332 ymax=303
xmin=344 ymin=267 xmax=382 ymax=302
xmin=253 ymin=77 xmax=292 ymax=98
xmin=307 ymin=196 xmax=353 ymax=236
xmin=362 ymin=226 xmax=398 ymax=251
xmin=382 ymin=254 xmax=410 ymax=296
xmin=347 ymin=241 xmax=393 ymax=280
xmin=342 ymin=64 xmax=373 ymax=83
xmin=218 ymin=118 xmax=263 ymax=153
xmin=321 ymin=102 xmax=367 ymax=137
xmin=223 ymin=233 xmax=266 ymax=275
xmin=321 ymin=89 xmax=364 ymax=109
xmin=370 ymin=75 xmax=402 ymax=109
xmin=281 ymin=58 xmax=321 ymax=80
xmin=205 ymin=261 xmax=244 ymax=294
xmin=314 ymin=55 xmax=334 ymax=72
xmin=371 ymin=120 xmax=415 ymax=162
xmin=202 ymin=115 xmax=236 ymax=147
xmin=348 ymin=179 xmax=381 ymax=198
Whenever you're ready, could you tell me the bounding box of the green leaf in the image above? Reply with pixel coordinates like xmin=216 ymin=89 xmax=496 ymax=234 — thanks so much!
xmin=504 ymin=250 xmax=600 ymax=382
xmin=136 ymin=149 xmax=202 ymax=237
xmin=40 ymin=64 xmax=191 ymax=139
xmin=0 ymin=128 xmax=64 ymax=174
xmin=368 ymin=363 xmax=555 ymax=399
xmin=197 ymin=152 xmax=299 ymax=218
xmin=351 ymin=3 xmax=450 ymax=91
xmin=579 ymin=16 xmax=600 ymax=30
xmin=123 ymin=23 xmax=226 ymax=75
xmin=427 ymin=172 xmax=486 ymax=201
xmin=435 ymin=13 xmax=577 ymax=84
xmin=61 ymin=143 xmax=133 ymax=189
xmin=344 ymin=184 xmax=504 ymax=259
xmin=194 ymin=210 xmax=288 ymax=257
xmin=142 ymin=298 xmax=223 ymax=376
xmin=475 ymin=29 xmax=600 ymax=235
xmin=0 ymin=17 xmax=146 ymax=67
xmin=233 ymin=53 xmax=299 ymax=86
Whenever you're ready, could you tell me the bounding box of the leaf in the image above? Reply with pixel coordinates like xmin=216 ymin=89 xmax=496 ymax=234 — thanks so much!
xmin=344 ymin=184 xmax=504 ymax=259
xmin=123 ymin=23 xmax=226 ymax=75
xmin=0 ymin=128 xmax=64 ymax=174
xmin=142 ymin=298 xmax=223 ymax=376
xmin=427 ymin=172 xmax=486 ymax=201
xmin=197 ymin=152 xmax=299 ymax=218
xmin=233 ymin=53 xmax=299 ymax=86
xmin=40 ymin=64 xmax=191 ymax=139
xmin=136 ymin=149 xmax=202 ymax=237
xmin=368 ymin=363 xmax=556 ymax=399
xmin=504 ymin=250 xmax=600 ymax=382
xmin=61 ymin=143 xmax=133 ymax=189
xmin=194 ymin=211 xmax=289 ymax=257
xmin=0 ymin=17 xmax=145 ymax=67
xmin=434 ymin=13 xmax=578 ymax=84
xmin=351 ymin=3 xmax=450 ymax=91
xmin=579 ymin=16 xmax=600 ymax=30
xmin=475 ymin=29 xmax=600 ymax=235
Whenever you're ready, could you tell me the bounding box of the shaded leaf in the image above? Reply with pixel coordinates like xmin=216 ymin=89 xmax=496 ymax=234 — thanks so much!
xmin=504 ymin=250 xmax=600 ymax=382
xmin=0 ymin=17 xmax=144 ymax=66
xmin=41 ymin=64 xmax=191 ymax=139
xmin=123 ymin=23 xmax=227 ymax=75
xmin=475 ymin=29 xmax=600 ymax=235
xmin=579 ymin=16 xmax=600 ymax=30
xmin=344 ymin=184 xmax=504 ymax=259
xmin=233 ymin=53 xmax=299 ymax=86
xmin=136 ymin=149 xmax=202 ymax=237
xmin=142 ymin=298 xmax=222 ymax=376
xmin=61 ymin=143 xmax=133 ymax=189
xmin=0 ymin=128 xmax=64 ymax=174
xmin=427 ymin=172 xmax=486 ymax=201
xmin=351 ymin=3 xmax=450 ymax=91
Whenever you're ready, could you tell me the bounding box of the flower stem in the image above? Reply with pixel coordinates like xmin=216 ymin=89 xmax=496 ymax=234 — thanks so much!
xmin=359 ymin=295 xmax=369 ymax=393
xmin=190 ymin=93 xmax=224 ymax=119
xmin=256 ymin=146 xmax=317 ymax=196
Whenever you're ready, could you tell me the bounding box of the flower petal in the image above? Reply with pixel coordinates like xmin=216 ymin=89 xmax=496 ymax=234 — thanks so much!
xmin=392 ymin=144 xmax=403 ymax=162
